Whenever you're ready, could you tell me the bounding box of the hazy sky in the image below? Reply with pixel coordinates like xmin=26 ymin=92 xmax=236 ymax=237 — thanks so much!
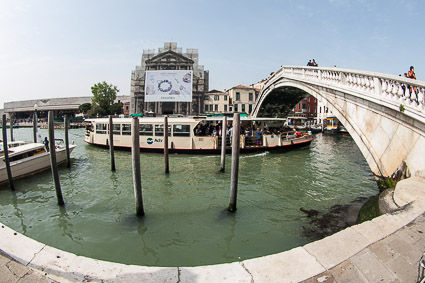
xmin=1 ymin=0 xmax=424 ymax=109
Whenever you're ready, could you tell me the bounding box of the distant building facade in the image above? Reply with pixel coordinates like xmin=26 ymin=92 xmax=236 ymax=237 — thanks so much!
xmin=130 ymin=42 xmax=209 ymax=116
xmin=3 ymin=96 xmax=129 ymax=120
xmin=203 ymin=85 xmax=259 ymax=116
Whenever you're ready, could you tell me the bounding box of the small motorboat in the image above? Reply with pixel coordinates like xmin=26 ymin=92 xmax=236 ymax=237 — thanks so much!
xmin=0 ymin=142 xmax=76 ymax=186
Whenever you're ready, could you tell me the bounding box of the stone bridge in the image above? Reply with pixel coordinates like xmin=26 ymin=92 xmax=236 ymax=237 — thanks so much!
xmin=252 ymin=66 xmax=425 ymax=179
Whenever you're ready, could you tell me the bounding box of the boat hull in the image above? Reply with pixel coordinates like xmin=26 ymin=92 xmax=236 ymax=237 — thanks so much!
xmin=0 ymin=145 xmax=76 ymax=186
xmin=87 ymin=137 xmax=313 ymax=155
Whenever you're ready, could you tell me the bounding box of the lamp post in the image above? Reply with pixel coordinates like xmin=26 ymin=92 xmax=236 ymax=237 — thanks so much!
xmin=33 ymin=103 xmax=38 ymax=143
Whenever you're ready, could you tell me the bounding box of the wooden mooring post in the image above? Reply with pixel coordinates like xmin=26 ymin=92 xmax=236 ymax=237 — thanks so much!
xmin=109 ymin=115 xmax=116 ymax=171
xmin=2 ymin=115 xmax=15 ymax=190
xmin=64 ymin=115 xmax=71 ymax=168
xmin=220 ymin=116 xmax=227 ymax=172
xmin=131 ymin=117 xmax=144 ymax=216
xmin=48 ymin=111 xmax=64 ymax=205
xmin=33 ymin=111 xmax=38 ymax=143
xmin=228 ymin=113 xmax=241 ymax=212
xmin=164 ymin=116 xmax=169 ymax=174
xmin=9 ymin=119 xmax=14 ymax=142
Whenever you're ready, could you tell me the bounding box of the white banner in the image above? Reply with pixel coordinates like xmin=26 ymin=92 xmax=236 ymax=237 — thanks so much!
xmin=144 ymin=70 xmax=193 ymax=102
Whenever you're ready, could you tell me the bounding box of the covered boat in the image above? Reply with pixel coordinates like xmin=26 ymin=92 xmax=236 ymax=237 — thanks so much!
xmin=84 ymin=116 xmax=313 ymax=154
xmin=0 ymin=142 xmax=76 ymax=186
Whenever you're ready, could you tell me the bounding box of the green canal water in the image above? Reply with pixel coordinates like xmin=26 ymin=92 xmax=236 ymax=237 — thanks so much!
xmin=0 ymin=128 xmax=378 ymax=266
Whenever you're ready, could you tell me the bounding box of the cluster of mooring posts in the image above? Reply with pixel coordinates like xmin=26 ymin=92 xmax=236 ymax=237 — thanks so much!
xmin=107 ymin=113 xmax=241 ymax=216
xmin=2 ymin=112 xmax=242 ymax=216
xmin=2 ymin=112 xmax=71 ymax=205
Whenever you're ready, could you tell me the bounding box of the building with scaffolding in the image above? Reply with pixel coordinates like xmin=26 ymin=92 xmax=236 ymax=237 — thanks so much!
xmin=130 ymin=42 xmax=209 ymax=116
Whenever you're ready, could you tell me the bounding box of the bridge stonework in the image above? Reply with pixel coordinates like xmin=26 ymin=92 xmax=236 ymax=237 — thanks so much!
xmin=253 ymin=66 xmax=425 ymax=179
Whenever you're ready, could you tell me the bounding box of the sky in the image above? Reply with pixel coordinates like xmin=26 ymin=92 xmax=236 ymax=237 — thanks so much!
xmin=1 ymin=0 xmax=424 ymax=109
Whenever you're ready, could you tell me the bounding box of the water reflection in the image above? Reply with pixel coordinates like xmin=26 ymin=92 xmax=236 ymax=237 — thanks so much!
xmin=57 ymin=206 xmax=83 ymax=248
xmin=11 ymin=191 xmax=27 ymax=234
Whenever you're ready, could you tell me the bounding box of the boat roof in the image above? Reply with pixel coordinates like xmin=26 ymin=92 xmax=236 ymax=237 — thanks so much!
xmin=6 ymin=143 xmax=45 ymax=157
xmin=86 ymin=116 xmax=287 ymax=123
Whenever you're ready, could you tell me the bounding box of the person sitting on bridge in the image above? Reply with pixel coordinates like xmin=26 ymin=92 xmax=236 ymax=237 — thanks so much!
xmin=408 ymin=66 xmax=418 ymax=98
xmin=312 ymin=59 xmax=318 ymax=67
xmin=307 ymin=60 xmax=312 ymax=66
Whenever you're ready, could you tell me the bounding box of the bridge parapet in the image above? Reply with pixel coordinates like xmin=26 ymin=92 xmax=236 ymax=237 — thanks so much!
xmin=264 ymin=66 xmax=425 ymax=122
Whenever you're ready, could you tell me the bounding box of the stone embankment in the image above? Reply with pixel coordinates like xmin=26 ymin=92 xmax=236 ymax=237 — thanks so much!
xmin=1 ymin=177 xmax=424 ymax=282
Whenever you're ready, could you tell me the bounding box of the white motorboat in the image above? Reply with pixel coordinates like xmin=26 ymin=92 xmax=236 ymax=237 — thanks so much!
xmin=0 ymin=142 xmax=76 ymax=186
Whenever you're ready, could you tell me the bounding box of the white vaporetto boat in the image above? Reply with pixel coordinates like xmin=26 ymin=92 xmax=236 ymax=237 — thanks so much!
xmin=0 ymin=142 xmax=76 ymax=186
xmin=84 ymin=116 xmax=313 ymax=154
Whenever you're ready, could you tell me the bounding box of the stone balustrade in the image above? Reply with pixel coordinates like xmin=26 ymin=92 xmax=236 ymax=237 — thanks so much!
xmin=258 ymin=66 xmax=425 ymax=122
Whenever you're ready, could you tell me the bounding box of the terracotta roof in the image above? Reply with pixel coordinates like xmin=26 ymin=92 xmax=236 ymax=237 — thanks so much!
xmin=207 ymin=89 xmax=225 ymax=94
xmin=231 ymin=84 xmax=253 ymax=90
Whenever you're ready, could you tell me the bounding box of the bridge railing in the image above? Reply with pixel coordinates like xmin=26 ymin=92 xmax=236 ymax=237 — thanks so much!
xmin=263 ymin=66 xmax=425 ymax=118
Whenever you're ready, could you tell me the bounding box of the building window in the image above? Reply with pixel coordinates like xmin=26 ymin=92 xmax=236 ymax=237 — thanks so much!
xmin=210 ymin=105 xmax=213 ymax=111
xmin=302 ymin=103 xmax=307 ymax=109
xmin=249 ymin=104 xmax=252 ymax=113
xmin=229 ymin=106 xmax=233 ymax=112
xmin=214 ymin=95 xmax=219 ymax=101
xmin=224 ymin=95 xmax=228 ymax=100
xmin=224 ymin=105 xmax=227 ymax=112
xmin=249 ymin=93 xmax=253 ymax=101
xmin=214 ymin=105 xmax=218 ymax=111
xmin=205 ymin=105 xmax=209 ymax=112
xmin=236 ymin=92 xmax=240 ymax=100
xmin=242 ymin=104 xmax=245 ymax=112
xmin=204 ymin=96 xmax=209 ymax=101
xmin=234 ymin=104 xmax=238 ymax=112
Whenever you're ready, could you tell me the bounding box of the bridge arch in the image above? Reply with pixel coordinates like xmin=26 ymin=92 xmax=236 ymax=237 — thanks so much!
xmin=253 ymin=66 xmax=425 ymax=179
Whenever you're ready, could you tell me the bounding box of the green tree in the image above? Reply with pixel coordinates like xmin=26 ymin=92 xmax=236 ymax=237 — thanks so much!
xmin=90 ymin=81 xmax=122 ymax=116
xmin=78 ymin=103 xmax=92 ymax=117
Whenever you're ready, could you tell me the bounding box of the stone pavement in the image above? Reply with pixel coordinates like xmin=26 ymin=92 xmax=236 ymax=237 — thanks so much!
xmin=0 ymin=177 xmax=424 ymax=282
xmin=0 ymin=252 xmax=52 ymax=283
xmin=303 ymin=211 xmax=425 ymax=283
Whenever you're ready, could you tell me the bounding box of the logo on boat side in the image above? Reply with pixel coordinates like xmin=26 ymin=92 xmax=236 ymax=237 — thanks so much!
xmin=147 ymin=138 xmax=153 ymax=145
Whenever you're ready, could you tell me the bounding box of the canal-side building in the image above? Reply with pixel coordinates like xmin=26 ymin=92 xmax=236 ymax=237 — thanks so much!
xmin=288 ymin=95 xmax=318 ymax=126
xmin=203 ymin=85 xmax=260 ymax=116
xmin=130 ymin=42 xmax=209 ymax=116
xmin=227 ymin=85 xmax=259 ymax=115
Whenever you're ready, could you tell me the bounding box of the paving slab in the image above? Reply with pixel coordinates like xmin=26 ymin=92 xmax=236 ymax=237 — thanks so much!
xmin=0 ymin=223 xmax=45 ymax=266
xmin=180 ymin=262 xmax=251 ymax=283
xmin=242 ymin=247 xmax=326 ymax=282
xmin=304 ymin=227 xmax=369 ymax=269
xmin=29 ymin=245 xmax=178 ymax=283
xmin=327 ymin=260 xmax=369 ymax=283
xmin=350 ymin=249 xmax=396 ymax=282
xmin=352 ymin=214 xmax=403 ymax=244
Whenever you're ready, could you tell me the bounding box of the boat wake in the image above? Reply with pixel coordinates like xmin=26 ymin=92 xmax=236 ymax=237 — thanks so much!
xmin=241 ymin=151 xmax=269 ymax=159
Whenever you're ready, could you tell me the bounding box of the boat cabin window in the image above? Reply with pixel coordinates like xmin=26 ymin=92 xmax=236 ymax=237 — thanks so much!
xmin=155 ymin=124 xmax=171 ymax=136
xmin=122 ymin=124 xmax=131 ymax=135
xmin=173 ymin=124 xmax=191 ymax=137
xmin=8 ymin=148 xmax=45 ymax=162
xmin=112 ymin=124 xmax=121 ymax=135
xmin=96 ymin=124 xmax=107 ymax=134
xmin=139 ymin=124 xmax=153 ymax=136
